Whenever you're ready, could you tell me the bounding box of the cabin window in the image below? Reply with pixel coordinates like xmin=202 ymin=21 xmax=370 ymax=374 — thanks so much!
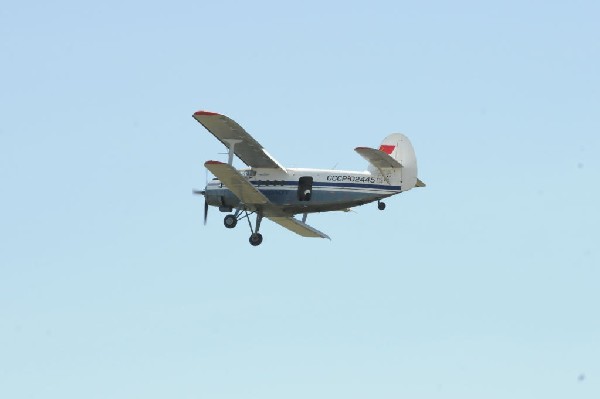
xmin=256 ymin=180 xmax=285 ymax=187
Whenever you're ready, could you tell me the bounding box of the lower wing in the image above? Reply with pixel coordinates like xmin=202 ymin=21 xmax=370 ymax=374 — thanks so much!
xmin=204 ymin=161 xmax=330 ymax=239
xmin=268 ymin=217 xmax=330 ymax=239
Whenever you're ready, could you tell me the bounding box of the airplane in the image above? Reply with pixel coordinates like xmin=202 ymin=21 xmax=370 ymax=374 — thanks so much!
xmin=193 ymin=110 xmax=425 ymax=246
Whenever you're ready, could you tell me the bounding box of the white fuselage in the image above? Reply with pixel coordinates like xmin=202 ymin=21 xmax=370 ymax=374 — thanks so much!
xmin=205 ymin=167 xmax=405 ymax=216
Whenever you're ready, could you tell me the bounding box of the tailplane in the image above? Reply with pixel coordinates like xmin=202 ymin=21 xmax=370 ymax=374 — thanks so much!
xmin=361 ymin=133 xmax=422 ymax=191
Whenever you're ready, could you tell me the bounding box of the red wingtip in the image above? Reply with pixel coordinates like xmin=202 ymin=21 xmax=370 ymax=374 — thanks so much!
xmin=194 ymin=110 xmax=220 ymax=116
xmin=204 ymin=160 xmax=225 ymax=165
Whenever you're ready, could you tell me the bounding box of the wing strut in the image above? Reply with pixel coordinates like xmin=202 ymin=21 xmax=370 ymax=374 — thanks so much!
xmin=224 ymin=139 xmax=242 ymax=165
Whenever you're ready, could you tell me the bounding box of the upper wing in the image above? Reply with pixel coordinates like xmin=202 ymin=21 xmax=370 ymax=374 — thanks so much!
xmin=204 ymin=161 xmax=269 ymax=204
xmin=193 ymin=111 xmax=285 ymax=170
xmin=354 ymin=147 xmax=403 ymax=169
xmin=268 ymin=217 xmax=330 ymax=239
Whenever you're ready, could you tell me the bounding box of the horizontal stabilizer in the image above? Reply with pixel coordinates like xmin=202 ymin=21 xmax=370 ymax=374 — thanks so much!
xmin=416 ymin=179 xmax=426 ymax=187
xmin=268 ymin=217 xmax=330 ymax=239
xmin=204 ymin=160 xmax=269 ymax=205
xmin=354 ymin=147 xmax=403 ymax=169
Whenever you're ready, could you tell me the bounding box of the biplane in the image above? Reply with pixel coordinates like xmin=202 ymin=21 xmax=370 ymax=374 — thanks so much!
xmin=193 ymin=111 xmax=425 ymax=246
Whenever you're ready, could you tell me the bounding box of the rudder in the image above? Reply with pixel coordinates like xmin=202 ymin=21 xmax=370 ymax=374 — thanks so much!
xmin=372 ymin=133 xmax=419 ymax=191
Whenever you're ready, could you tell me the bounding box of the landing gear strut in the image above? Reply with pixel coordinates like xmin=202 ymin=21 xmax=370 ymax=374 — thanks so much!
xmin=378 ymin=201 xmax=386 ymax=211
xmin=223 ymin=209 xmax=265 ymax=246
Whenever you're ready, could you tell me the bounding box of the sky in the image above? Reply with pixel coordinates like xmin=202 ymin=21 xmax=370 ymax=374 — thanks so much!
xmin=1 ymin=0 xmax=599 ymax=397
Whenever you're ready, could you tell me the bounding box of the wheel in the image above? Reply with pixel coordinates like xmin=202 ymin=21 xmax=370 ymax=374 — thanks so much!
xmin=378 ymin=201 xmax=386 ymax=210
xmin=249 ymin=233 xmax=263 ymax=246
xmin=224 ymin=214 xmax=237 ymax=229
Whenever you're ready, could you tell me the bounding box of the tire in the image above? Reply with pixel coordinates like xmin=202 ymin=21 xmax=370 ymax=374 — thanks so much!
xmin=378 ymin=201 xmax=386 ymax=211
xmin=224 ymin=214 xmax=237 ymax=229
xmin=249 ymin=233 xmax=263 ymax=246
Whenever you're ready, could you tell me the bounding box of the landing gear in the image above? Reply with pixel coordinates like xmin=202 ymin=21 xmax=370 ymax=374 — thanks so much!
xmin=224 ymin=214 xmax=237 ymax=228
xmin=249 ymin=233 xmax=263 ymax=246
xmin=224 ymin=209 xmax=244 ymax=229
xmin=247 ymin=212 xmax=264 ymax=246
xmin=223 ymin=209 xmax=265 ymax=246
xmin=378 ymin=201 xmax=386 ymax=210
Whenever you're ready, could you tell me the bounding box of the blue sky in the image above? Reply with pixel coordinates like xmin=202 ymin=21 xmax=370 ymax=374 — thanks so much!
xmin=1 ymin=1 xmax=599 ymax=398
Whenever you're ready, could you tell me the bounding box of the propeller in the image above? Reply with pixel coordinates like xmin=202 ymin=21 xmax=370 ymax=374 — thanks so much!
xmin=193 ymin=189 xmax=207 ymax=225
xmin=194 ymin=168 xmax=210 ymax=225
xmin=203 ymin=197 xmax=208 ymax=225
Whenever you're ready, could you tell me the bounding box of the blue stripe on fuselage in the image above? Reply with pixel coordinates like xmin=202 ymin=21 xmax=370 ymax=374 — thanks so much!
xmin=250 ymin=180 xmax=401 ymax=191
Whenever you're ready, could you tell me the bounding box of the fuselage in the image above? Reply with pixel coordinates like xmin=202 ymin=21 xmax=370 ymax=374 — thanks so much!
xmin=205 ymin=167 xmax=402 ymax=216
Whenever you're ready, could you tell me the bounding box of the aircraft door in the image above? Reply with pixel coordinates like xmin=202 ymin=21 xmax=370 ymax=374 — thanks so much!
xmin=297 ymin=176 xmax=313 ymax=201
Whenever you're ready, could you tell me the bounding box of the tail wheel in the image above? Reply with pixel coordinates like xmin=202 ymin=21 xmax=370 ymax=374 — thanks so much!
xmin=224 ymin=214 xmax=237 ymax=228
xmin=378 ymin=201 xmax=386 ymax=211
xmin=249 ymin=233 xmax=263 ymax=246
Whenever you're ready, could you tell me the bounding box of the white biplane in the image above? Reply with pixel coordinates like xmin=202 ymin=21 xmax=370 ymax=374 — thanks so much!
xmin=193 ymin=110 xmax=425 ymax=246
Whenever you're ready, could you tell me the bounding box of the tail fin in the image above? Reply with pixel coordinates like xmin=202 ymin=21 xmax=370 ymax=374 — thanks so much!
xmin=371 ymin=133 xmax=420 ymax=191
